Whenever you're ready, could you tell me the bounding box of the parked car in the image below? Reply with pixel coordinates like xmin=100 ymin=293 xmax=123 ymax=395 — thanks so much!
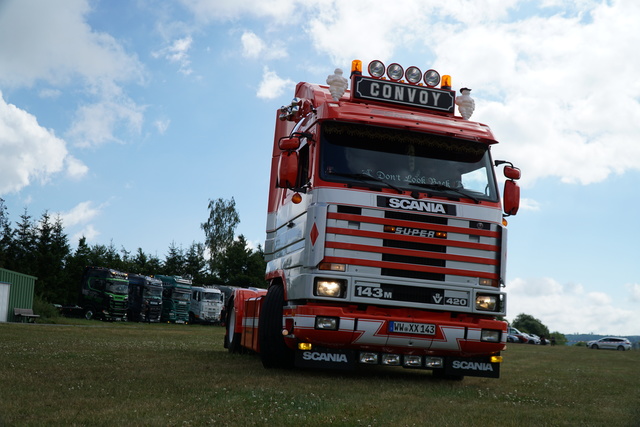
xmin=587 ymin=337 xmax=632 ymax=351
xmin=526 ymin=333 xmax=541 ymax=345
xmin=508 ymin=327 xmax=529 ymax=343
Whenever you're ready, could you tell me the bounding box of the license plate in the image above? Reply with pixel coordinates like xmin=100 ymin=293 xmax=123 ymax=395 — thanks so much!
xmin=389 ymin=321 xmax=436 ymax=335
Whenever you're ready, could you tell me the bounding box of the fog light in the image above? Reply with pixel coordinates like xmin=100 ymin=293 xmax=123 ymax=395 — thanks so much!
xmin=298 ymin=342 xmax=312 ymax=350
xmin=403 ymin=355 xmax=422 ymax=367
xmin=381 ymin=354 xmax=401 ymax=365
xmin=315 ymin=316 xmax=339 ymax=330
xmin=476 ymin=294 xmax=497 ymax=311
xmin=359 ymin=352 xmax=379 ymax=364
xmin=490 ymin=355 xmax=503 ymax=363
xmin=424 ymin=357 xmax=443 ymax=368
xmin=481 ymin=329 xmax=501 ymax=343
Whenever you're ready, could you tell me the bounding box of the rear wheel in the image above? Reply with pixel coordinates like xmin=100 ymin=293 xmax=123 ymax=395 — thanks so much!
xmin=258 ymin=284 xmax=294 ymax=369
xmin=617 ymin=346 xmax=625 ymax=351
xmin=84 ymin=308 xmax=95 ymax=321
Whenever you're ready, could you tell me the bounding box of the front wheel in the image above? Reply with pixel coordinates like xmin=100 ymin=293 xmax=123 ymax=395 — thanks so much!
xmin=258 ymin=284 xmax=294 ymax=369
xmin=84 ymin=308 xmax=95 ymax=321
xmin=591 ymin=344 xmax=599 ymax=350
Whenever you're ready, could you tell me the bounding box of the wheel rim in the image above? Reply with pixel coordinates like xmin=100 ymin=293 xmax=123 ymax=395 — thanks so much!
xmin=228 ymin=309 xmax=236 ymax=342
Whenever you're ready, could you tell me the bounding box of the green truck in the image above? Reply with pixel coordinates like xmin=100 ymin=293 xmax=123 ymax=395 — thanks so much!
xmin=156 ymin=275 xmax=192 ymax=324
xmin=79 ymin=266 xmax=129 ymax=321
xmin=127 ymin=274 xmax=163 ymax=322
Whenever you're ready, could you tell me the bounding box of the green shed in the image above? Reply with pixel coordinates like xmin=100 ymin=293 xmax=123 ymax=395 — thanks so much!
xmin=0 ymin=268 xmax=38 ymax=322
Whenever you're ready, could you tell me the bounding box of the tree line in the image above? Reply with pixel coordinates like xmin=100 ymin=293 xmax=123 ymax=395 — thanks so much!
xmin=0 ymin=197 xmax=266 ymax=305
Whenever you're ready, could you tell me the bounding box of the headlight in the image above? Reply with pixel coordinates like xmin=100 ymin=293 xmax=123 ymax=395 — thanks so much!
xmin=476 ymin=294 xmax=498 ymax=311
xmin=315 ymin=278 xmax=346 ymax=298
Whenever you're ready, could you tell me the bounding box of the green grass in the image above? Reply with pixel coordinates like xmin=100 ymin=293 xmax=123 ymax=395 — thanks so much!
xmin=1 ymin=321 xmax=638 ymax=426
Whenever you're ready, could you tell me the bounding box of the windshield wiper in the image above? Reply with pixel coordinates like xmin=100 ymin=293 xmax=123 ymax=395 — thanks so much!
xmin=328 ymin=171 xmax=404 ymax=194
xmin=410 ymin=182 xmax=480 ymax=204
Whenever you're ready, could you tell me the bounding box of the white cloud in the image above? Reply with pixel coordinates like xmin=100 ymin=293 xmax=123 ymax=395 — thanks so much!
xmin=154 ymin=119 xmax=171 ymax=134
xmin=241 ymin=31 xmax=287 ymax=60
xmin=627 ymin=283 xmax=640 ymax=302
xmin=58 ymin=201 xmax=100 ymax=228
xmin=0 ymin=93 xmax=84 ymax=195
xmin=72 ymin=224 xmax=100 ymax=245
xmin=256 ymin=67 xmax=295 ymax=99
xmin=152 ymin=36 xmax=194 ymax=75
xmin=180 ymin=0 xmax=299 ymax=23
xmin=519 ymin=198 xmax=540 ymax=212
xmin=65 ymin=156 xmax=89 ymax=180
xmin=508 ymin=277 xmax=640 ymax=335
xmin=0 ymin=0 xmax=144 ymax=87
xmin=0 ymin=0 xmax=147 ymax=150
xmin=66 ymin=92 xmax=145 ymax=147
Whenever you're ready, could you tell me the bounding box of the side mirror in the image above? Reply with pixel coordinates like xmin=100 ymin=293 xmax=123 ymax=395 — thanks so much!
xmin=503 ymin=180 xmax=520 ymax=216
xmin=278 ymin=137 xmax=301 ymax=151
xmin=277 ymin=151 xmax=299 ymax=188
xmin=504 ymin=166 xmax=521 ymax=180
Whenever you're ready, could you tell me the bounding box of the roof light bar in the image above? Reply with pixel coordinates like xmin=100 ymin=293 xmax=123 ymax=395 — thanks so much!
xmin=365 ymin=61 xmax=449 ymax=89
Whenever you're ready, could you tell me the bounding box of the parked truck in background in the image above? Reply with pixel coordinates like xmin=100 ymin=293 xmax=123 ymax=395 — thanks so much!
xmin=79 ymin=266 xmax=129 ymax=321
xmin=127 ymin=274 xmax=163 ymax=322
xmin=189 ymin=286 xmax=224 ymax=324
xmin=225 ymin=60 xmax=521 ymax=379
xmin=157 ymin=275 xmax=192 ymax=324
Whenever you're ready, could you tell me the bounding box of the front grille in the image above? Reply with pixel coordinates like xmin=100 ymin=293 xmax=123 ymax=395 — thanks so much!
xmin=324 ymin=203 xmax=501 ymax=284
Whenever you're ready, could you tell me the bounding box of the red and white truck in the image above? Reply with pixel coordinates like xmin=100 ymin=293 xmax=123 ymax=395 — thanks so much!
xmin=225 ymin=60 xmax=521 ymax=379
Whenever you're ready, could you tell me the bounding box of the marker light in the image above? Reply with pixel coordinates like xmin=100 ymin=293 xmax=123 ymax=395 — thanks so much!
xmin=441 ymin=74 xmax=452 ymax=90
xmin=423 ymin=69 xmax=440 ymax=87
xmin=386 ymin=63 xmax=404 ymax=81
xmin=405 ymin=66 xmax=422 ymax=84
xmin=368 ymin=60 xmax=385 ymax=77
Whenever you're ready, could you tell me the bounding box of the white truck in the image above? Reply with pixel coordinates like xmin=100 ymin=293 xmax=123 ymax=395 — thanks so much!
xmin=189 ymin=286 xmax=224 ymax=324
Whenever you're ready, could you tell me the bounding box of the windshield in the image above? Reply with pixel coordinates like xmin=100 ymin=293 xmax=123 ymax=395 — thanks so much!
xmin=144 ymin=287 xmax=163 ymax=299
xmin=106 ymin=280 xmax=129 ymax=295
xmin=173 ymin=290 xmax=190 ymax=301
xmin=320 ymin=121 xmax=498 ymax=201
xmin=203 ymin=292 xmax=223 ymax=302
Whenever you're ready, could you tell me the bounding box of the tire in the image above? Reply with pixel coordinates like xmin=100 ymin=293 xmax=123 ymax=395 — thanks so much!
xmin=592 ymin=344 xmax=599 ymax=350
xmin=617 ymin=346 xmax=625 ymax=351
xmin=84 ymin=308 xmax=95 ymax=321
xmin=225 ymin=298 xmax=242 ymax=353
xmin=258 ymin=284 xmax=294 ymax=369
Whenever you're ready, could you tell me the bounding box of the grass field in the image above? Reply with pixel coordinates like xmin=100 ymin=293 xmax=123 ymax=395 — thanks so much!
xmin=1 ymin=321 xmax=638 ymax=426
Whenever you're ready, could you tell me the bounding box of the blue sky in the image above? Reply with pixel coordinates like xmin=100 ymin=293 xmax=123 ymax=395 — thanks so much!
xmin=1 ymin=0 xmax=638 ymax=335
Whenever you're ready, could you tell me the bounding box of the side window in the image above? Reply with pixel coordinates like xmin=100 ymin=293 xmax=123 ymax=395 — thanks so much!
xmin=298 ymin=143 xmax=310 ymax=187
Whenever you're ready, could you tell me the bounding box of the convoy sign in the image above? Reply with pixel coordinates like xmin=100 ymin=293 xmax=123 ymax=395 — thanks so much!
xmin=353 ymin=75 xmax=455 ymax=113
